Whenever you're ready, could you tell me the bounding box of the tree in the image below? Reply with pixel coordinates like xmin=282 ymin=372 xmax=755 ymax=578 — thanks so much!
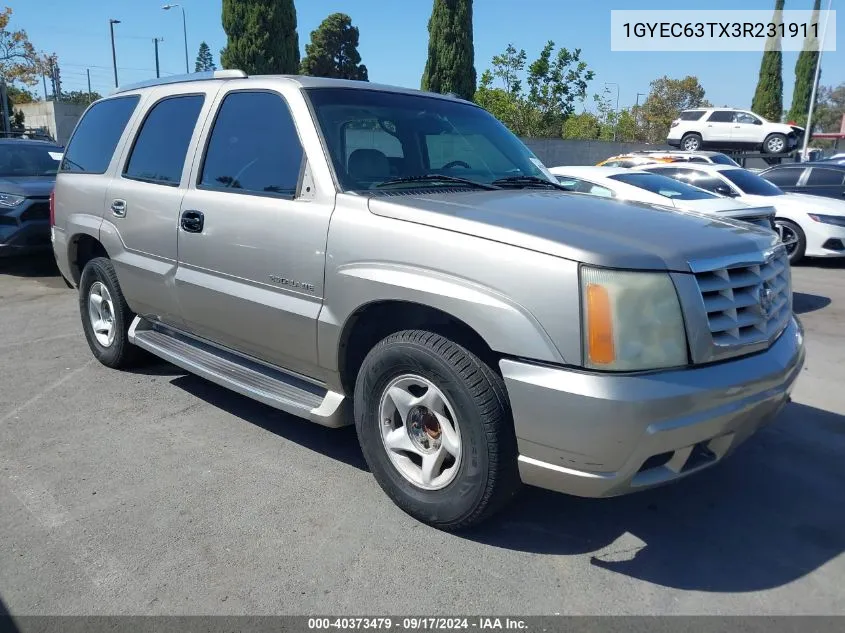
xmin=220 ymin=0 xmax=299 ymax=75
xmin=562 ymin=112 xmax=600 ymax=140
xmin=813 ymin=83 xmax=845 ymax=133
xmin=195 ymin=41 xmax=216 ymax=72
xmin=61 ymin=90 xmax=102 ymax=105
xmin=491 ymin=43 xmax=526 ymax=95
xmin=0 ymin=7 xmax=41 ymax=86
xmin=525 ymin=41 xmax=594 ymax=137
xmin=639 ymin=75 xmax=710 ymax=143
xmin=787 ymin=0 xmax=821 ymax=126
xmin=7 ymin=84 xmax=34 ymax=104
xmin=421 ymin=0 xmax=476 ymax=101
xmin=751 ymin=0 xmax=785 ymax=121
xmin=300 ymin=13 xmax=367 ymax=80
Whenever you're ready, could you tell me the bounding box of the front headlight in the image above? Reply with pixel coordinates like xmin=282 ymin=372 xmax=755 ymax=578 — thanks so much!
xmin=809 ymin=213 xmax=845 ymax=227
xmin=0 ymin=193 xmax=25 ymax=207
xmin=580 ymin=266 xmax=688 ymax=371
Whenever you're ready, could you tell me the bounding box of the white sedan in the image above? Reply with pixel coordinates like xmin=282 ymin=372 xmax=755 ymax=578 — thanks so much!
xmin=639 ymin=163 xmax=845 ymax=264
xmin=547 ymin=165 xmax=776 ymax=232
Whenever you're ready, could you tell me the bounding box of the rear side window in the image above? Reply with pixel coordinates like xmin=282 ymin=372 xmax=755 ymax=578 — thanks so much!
xmin=199 ymin=91 xmax=303 ymax=198
xmin=707 ymin=111 xmax=734 ymax=123
xmin=61 ymin=95 xmax=139 ymax=174
xmin=763 ymin=168 xmax=803 ymax=187
xmin=806 ymin=168 xmax=845 ymax=186
xmin=124 ymin=95 xmax=205 ymax=186
xmin=679 ymin=110 xmax=705 ymax=121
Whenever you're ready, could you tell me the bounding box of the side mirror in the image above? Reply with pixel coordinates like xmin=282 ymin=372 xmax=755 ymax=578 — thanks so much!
xmin=714 ymin=185 xmax=738 ymax=197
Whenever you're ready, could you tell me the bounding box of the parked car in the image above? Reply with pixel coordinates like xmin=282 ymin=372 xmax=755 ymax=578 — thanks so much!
xmin=548 ymin=165 xmax=776 ymax=231
xmin=595 ymin=153 xmax=678 ymax=168
xmin=667 ymin=108 xmax=804 ymax=154
xmin=629 ymin=150 xmax=741 ymax=167
xmin=52 ymin=71 xmax=804 ymax=529
xmin=0 ymin=138 xmax=63 ymax=258
xmin=640 ymin=162 xmax=845 ymax=264
xmin=759 ymin=162 xmax=845 ymax=200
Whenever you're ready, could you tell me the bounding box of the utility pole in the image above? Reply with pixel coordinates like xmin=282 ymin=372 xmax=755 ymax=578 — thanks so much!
xmin=87 ymin=68 xmax=93 ymax=103
xmin=109 ymin=18 xmax=121 ymax=88
xmin=42 ymin=73 xmax=48 ymax=100
xmin=0 ymin=78 xmax=10 ymax=137
xmin=635 ymin=92 xmax=646 ymax=108
xmin=801 ymin=0 xmax=833 ymax=161
xmin=605 ymin=82 xmax=620 ymax=141
xmin=153 ymin=38 xmax=164 ymax=78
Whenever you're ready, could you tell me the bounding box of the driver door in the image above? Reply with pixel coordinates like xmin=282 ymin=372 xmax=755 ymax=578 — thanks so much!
xmin=174 ymin=85 xmax=332 ymax=378
xmin=731 ymin=112 xmax=766 ymax=145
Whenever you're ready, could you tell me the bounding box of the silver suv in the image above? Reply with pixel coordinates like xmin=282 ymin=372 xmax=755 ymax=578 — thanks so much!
xmin=51 ymin=71 xmax=805 ymax=529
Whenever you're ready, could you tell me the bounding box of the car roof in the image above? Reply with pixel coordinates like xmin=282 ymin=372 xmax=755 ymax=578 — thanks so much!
xmin=807 ymin=161 xmax=845 ymax=169
xmin=113 ymin=71 xmax=470 ymax=105
xmin=641 ymin=162 xmax=739 ymax=173
xmin=633 ymin=150 xmax=727 ymax=157
xmin=0 ymin=138 xmax=62 ymax=149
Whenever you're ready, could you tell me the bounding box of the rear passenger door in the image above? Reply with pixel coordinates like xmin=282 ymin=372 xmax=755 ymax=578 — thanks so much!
xmin=99 ymin=86 xmax=214 ymax=325
xmin=803 ymin=167 xmax=845 ymax=199
xmin=761 ymin=166 xmax=805 ymax=193
xmin=703 ymin=111 xmax=734 ymax=143
xmin=174 ymin=86 xmax=333 ymax=378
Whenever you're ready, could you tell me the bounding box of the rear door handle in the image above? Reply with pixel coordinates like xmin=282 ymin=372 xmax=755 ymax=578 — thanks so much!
xmin=180 ymin=209 xmax=204 ymax=233
xmin=111 ymin=199 xmax=126 ymax=217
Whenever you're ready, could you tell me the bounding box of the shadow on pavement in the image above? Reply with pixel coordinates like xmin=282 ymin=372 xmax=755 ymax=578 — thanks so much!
xmin=460 ymin=401 xmax=845 ymax=593
xmin=0 ymin=254 xmax=60 ymax=279
xmin=168 ymin=372 xmax=368 ymax=471
xmin=793 ymin=291 xmax=831 ymax=314
xmin=0 ymin=595 xmax=19 ymax=633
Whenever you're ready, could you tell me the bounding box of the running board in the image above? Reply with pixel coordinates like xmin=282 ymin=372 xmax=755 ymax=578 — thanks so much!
xmin=128 ymin=317 xmax=348 ymax=427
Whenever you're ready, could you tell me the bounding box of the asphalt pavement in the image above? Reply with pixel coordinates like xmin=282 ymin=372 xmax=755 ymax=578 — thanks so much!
xmin=0 ymin=254 xmax=843 ymax=615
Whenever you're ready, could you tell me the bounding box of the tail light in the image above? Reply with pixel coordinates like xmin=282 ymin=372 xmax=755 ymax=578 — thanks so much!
xmin=49 ymin=190 xmax=55 ymax=226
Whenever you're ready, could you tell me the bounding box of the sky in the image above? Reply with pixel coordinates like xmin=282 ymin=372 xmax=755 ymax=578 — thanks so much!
xmin=12 ymin=0 xmax=844 ymax=115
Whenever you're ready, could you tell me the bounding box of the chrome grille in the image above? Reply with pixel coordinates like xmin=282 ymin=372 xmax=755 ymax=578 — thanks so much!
xmin=693 ymin=249 xmax=791 ymax=347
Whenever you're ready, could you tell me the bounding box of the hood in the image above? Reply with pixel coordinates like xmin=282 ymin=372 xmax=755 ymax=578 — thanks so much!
xmin=743 ymin=191 xmax=845 ymax=217
xmin=367 ymin=189 xmax=779 ymax=272
xmin=676 ymin=197 xmax=776 ymax=223
xmin=0 ymin=176 xmax=56 ymax=198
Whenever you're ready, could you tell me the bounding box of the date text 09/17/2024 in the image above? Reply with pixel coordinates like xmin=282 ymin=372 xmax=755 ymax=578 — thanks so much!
xmin=307 ymin=617 xmax=528 ymax=631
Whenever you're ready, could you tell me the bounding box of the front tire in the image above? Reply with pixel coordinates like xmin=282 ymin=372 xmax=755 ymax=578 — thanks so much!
xmin=353 ymin=330 xmax=520 ymax=530
xmin=79 ymin=257 xmax=144 ymax=368
xmin=681 ymin=133 xmax=702 ymax=151
xmin=775 ymin=219 xmax=806 ymax=264
xmin=764 ymin=133 xmax=787 ymax=154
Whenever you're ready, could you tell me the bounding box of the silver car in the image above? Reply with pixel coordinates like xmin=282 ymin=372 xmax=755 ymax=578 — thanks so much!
xmin=51 ymin=71 xmax=805 ymax=529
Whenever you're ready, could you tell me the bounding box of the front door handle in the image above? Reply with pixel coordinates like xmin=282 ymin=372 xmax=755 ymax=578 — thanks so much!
xmin=180 ymin=210 xmax=204 ymax=233
xmin=111 ymin=199 xmax=126 ymax=217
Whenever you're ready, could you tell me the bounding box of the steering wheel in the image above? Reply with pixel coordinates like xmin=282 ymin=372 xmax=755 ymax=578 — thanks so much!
xmin=441 ymin=160 xmax=471 ymax=170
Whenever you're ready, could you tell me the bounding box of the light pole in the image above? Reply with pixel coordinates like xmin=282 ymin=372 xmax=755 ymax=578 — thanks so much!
xmin=109 ymin=18 xmax=121 ymax=88
xmin=162 ymin=4 xmax=189 ymax=74
xmin=605 ymin=82 xmax=620 ymax=141
xmin=635 ymin=92 xmax=646 ymax=108
xmin=801 ymin=0 xmax=833 ymax=161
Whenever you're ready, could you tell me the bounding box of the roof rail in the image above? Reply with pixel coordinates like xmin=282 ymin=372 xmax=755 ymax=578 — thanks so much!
xmin=111 ymin=69 xmax=248 ymax=94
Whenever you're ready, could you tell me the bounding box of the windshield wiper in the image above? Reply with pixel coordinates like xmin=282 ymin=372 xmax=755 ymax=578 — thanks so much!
xmin=491 ymin=175 xmax=569 ymax=191
xmin=375 ymin=174 xmax=500 ymax=191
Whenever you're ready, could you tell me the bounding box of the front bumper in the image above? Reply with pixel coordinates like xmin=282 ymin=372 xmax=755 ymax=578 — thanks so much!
xmin=501 ymin=316 xmax=805 ymax=498
xmin=0 ymin=220 xmax=51 ymax=257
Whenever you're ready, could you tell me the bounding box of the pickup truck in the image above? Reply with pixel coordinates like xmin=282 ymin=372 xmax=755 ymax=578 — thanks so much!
xmin=51 ymin=70 xmax=805 ymax=530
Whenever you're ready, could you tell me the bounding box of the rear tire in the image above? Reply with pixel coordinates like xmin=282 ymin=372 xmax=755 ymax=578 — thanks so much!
xmin=774 ymin=219 xmax=806 ymax=265
xmin=79 ymin=257 xmax=145 ymax=369
xmin=764 ymin=133 xmax=787 ymax=154
xmin=353 ymin=330 xmax=520 ymax=530
xmin=681 ymin=133 xmax=702 ymax=151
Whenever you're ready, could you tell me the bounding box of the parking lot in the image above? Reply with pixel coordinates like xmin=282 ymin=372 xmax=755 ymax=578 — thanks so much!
xmin=0 ymin=254 xmax=843 ymax=616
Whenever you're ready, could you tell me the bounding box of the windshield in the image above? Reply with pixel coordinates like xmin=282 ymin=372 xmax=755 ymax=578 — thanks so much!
xmin=306 ymin=88 xmax=553 ymax=191
xmin=609 ymin=172 xmax=716 ymax=200
xmin=0 ymin=143 xmax=63 ymax=177
xmin=721 ymin=168 xmax=783 ymax=196
xmin=709 ymin=154 xmax=740 ymax=166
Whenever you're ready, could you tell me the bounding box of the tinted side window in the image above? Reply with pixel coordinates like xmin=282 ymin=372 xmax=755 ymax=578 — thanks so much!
xmin=124 ymin=95 xmax=205 ymax=186
xmin=679 ymin=110 xmax=705 ymax=121
xmin=707 ymin=111 xmax=734 ymax=123
xmin=806 ymin=168 xmax=845 ymax=186
xmin=673 ymin=170 xmax=728 ymax=194
xmin=200 ymin=91 xmax=303 ymax=197
xmin=763 ymin=168 xmax=803 ymax=187
xmin=733 ymin=112 xmax=760 ymax=124
xmin=61 ymin=96 xmax=139 ymax=174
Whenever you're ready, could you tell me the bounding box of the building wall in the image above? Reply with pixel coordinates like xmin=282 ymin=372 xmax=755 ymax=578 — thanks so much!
xmin=17 ymin=101 xmax=87 ymax=146
xmin=519 ymin=138 xmax=671 ymax=166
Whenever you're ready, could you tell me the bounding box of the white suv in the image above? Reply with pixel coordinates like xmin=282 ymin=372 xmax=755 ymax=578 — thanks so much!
xmin=667 ymin=108 xmax=804 ymax=155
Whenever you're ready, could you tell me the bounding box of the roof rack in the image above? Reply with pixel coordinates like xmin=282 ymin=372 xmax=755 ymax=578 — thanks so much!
xmin=111 ymin=69 xmax=248 ymax=94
